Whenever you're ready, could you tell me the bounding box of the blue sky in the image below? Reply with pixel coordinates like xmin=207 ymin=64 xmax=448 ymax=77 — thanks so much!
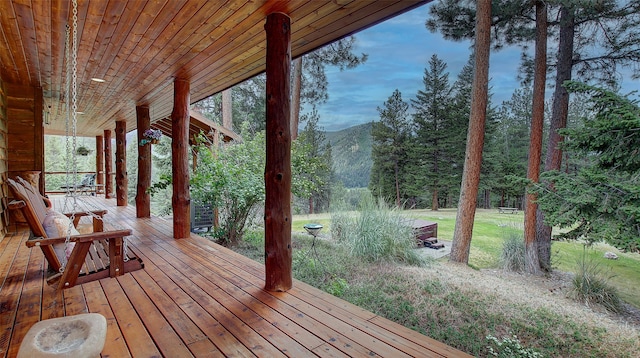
xmin=314 ymin=2 xmax=640 ymax=132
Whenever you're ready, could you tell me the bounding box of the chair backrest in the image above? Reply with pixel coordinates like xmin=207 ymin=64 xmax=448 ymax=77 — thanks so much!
xmin=7 ymin=177 xmax=48 ymax=237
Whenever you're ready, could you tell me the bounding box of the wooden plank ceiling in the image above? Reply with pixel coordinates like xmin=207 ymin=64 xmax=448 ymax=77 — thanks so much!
xmin=0 ymin=0 xmax=428 ymax=138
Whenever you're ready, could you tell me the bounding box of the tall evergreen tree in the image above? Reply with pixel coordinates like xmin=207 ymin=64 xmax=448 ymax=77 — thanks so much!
xmin=428 ymin=0 xmax=640 ymax=271
xmin=293 ymin=108 xmax=332 ymax=214
xmin=370 ymin=89 xmax=411 ymax=207
xmin=411 ymin=54 xmax=453 ymax=210
xmin=450 ymin=0 xmax=492 ymax=264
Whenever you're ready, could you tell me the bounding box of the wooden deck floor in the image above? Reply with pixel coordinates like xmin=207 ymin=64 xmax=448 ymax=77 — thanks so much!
xmin=0 ymin=196 xmax=470 ymax=357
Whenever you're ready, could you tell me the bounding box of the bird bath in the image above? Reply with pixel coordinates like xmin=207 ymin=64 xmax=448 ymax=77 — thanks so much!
xmin=18 ymin=313 xmax=107 ymax=358
xmin=303 ymin=223 xmax=323 ymax=237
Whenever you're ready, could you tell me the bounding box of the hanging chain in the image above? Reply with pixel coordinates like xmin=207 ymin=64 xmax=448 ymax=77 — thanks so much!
xmin=71 ymin=0 xmax=79 ymax=206
xmin=64 ymin=25 xmax=71 ymax=196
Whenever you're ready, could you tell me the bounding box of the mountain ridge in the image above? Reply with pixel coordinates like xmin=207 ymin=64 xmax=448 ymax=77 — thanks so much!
xmin=323 ymin=122 xmax=373 ymax=188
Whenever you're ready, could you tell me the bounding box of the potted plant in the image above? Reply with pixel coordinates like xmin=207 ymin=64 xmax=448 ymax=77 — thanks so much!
xmin=140 ymin=128 xmax=162 ymax=146
xmin=76 ymin=146 xmax=91 ymax=156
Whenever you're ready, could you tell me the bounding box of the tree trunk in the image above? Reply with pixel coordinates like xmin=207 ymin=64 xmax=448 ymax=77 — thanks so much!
xmin=525 ymin=1 xmax=547 ymax=275
xmin=308 ymin=197 xmax=314 ymax=214
xmin=136 ymin=105 xmax=151 ymax=218
xmin=115 ymin=120 xmax=127 ymax=206
xmin=536 ymin=4 xmax=575 ymax=272
xmin=222 ymin=88 xmax=233 ymax=130
xmin=264 ymin=12 xmax=292 ymax=292
xmin=395 ymin=160 xmax=401 ymax=207
xmin=172 ymin=79 xmax=191 ymax=239
xmin=431 ymin=188 xmax=438 ymax=211
xmin=290 ymin=57 xmax=303 ymax=141
xmin=450 ymin=0 xmax=491 ymax=264
xmin=104 ymin=130 xmax=113 ymax=199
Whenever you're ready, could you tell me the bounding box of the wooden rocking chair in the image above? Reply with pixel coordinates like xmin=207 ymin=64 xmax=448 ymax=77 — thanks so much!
xmin=7 ymin=177 xmax=143 ymax=290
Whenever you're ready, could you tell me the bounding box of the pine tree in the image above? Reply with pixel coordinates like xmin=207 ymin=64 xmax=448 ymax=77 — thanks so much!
xmin=370 ymin=89 xmax=411 ymax=207
xmin=411 ymin=54 xmax=453 ymax=210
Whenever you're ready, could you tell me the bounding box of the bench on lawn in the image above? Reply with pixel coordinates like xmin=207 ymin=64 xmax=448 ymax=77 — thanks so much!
xmin=498 ymin=207 xmax=518 ymax=214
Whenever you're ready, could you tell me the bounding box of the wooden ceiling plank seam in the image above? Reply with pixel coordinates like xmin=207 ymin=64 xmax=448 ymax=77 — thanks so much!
xmin=135 ymin=0 xmax=275 ymax=106
xmin=175 ymin=0 xmax=362 ymax=104
xmin=120 ymin=1 xmax=248 ymax=106
xmin=86 ymin=1 xmax=419 ymax=136
xmin=107 ymin=2 xmax=410 ymax=134
xmin=13 ymin=0 xmax=42 ymax=87
xmin=78 ymin=1 xmax=171 ymax=130
xmin=85 ymin=0 xmax=208 ymax=128
xmin=0 ymin=0 xmax=30 ymax=84
xmin=33 ymin=0 xmax=52 ymax=93
xmin=75 ymin=0 xmax=125 ymax=110
xmin=173 ymin=0 xmax=312 ymax=81
xmin=70 ymin=0 xmax=187 ymax=132
xmin=47 ymin=0 xmax=69 ymax=122
xmin=296 ymin=1 xmax=428 ymax=57
xmin=0 ymin=14 xmax=20 ymax=84
xmin=6 ymin=0 xmax=430 ymax=136
xmin=79 ymin=0 xmax=162 ymax=113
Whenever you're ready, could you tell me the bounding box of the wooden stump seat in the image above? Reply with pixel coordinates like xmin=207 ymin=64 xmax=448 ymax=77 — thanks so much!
xmin=7 ymin=177 xmax=143 ymax=290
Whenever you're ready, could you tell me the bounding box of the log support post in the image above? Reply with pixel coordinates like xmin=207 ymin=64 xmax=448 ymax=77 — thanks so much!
xmin=136 ymin=105 xmax=151 ymax=217
xmin=172 ymin=79 xmax=191 ymax=239
xmin=104 ymin=130 xmax=113 ymax=199
xmin=115 ymin=120 xmax=127 ymax=206
xmin=96 ymin=135 xmax=104 ymax=194
xmin=264 ymin=12 xmax=292 ymax=292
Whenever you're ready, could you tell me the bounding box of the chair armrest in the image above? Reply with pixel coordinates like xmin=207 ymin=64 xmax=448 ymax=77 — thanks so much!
xmin=8 ymin=200 xmax=26 ymax=210
xmin=63 ymin=210 xmax=108 ymax=218
xmin=25 ymin=229 xmax=132 ymax=247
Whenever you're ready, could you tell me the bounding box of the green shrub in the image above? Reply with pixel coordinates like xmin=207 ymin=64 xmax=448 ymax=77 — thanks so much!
xmin=570 ymin=247 xmax=625 ymax=314
xmin=501 ymin=232 xmax=525 ymax=272
xmin=331 ymin=193 xmax=424 ymax=266
xmin=486 ymin=335 xmax=544 ymax=358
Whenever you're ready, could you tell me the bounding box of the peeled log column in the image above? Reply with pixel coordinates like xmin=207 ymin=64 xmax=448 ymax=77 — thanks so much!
xmin=172 ymin=79 xmax=191 ymax=239
xmin=115 ymin=120 xmax=128 ymax=206
xmin=264 ymin=12 xmax=292 ymax=292
xmin=104 ymin=130 xmax=113 ymax=199
xmin=96 ymin=135 xmax=104 ymax=191
xmin=136 ymin=105 xmax=151 ymax=217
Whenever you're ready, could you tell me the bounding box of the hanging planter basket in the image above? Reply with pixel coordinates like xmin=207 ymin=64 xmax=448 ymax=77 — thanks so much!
xmin=140 ymin=128 xmax=162 ymax=146
xmin=76 ymin=146 xmax=91 ymax=156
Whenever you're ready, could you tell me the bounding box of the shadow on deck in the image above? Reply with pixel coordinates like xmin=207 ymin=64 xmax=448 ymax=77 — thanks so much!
xmin=0 ymin=196 xmax=469 ymax=357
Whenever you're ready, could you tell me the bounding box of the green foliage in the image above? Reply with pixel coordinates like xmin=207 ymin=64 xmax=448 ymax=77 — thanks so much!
xmin=501 ymin=231 xmax=526 ymax=272
xmin=292 ymin=108 xmax=332 ymax=214
xmin=324 ymin=123 xmax=372 ymax=188
xmin=535 ymin=83 xmax=640 ymax=252
xmin=330 ymin=193 xmax=424 ymax=265
xmin=486 ymin=335 xmax=544 ymax=358
xmin=570 ymin=247 xmax=624 ymax=314
xmin=44 ymin=136 xmax=97 ymax=191
xmin=369 ymin=89 xmax=412 ymax=206
xmin=409 ymin=54 xmax=456 ymax=209
xmin=191 ymin=128 xmax=265 ymax=246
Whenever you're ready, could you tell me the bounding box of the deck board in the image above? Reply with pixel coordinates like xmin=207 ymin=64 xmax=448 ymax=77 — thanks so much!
xmin=0 ymin=196 xmax=471 ymax=357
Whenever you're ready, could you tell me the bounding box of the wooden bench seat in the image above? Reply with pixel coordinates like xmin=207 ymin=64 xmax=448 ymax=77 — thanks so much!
xmin=8 ymin=177 xmax=143 ymax=289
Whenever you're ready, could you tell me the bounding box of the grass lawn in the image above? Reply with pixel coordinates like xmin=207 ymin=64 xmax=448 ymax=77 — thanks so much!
xmin=231 ymin=208 xmax=640 ymax=357
xmin=294 ymin=208 xmax=640 ymax=309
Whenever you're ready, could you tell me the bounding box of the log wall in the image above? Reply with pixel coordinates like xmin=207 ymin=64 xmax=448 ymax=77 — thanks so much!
xmin=6 ymin=84 xmax=43 ymax=193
